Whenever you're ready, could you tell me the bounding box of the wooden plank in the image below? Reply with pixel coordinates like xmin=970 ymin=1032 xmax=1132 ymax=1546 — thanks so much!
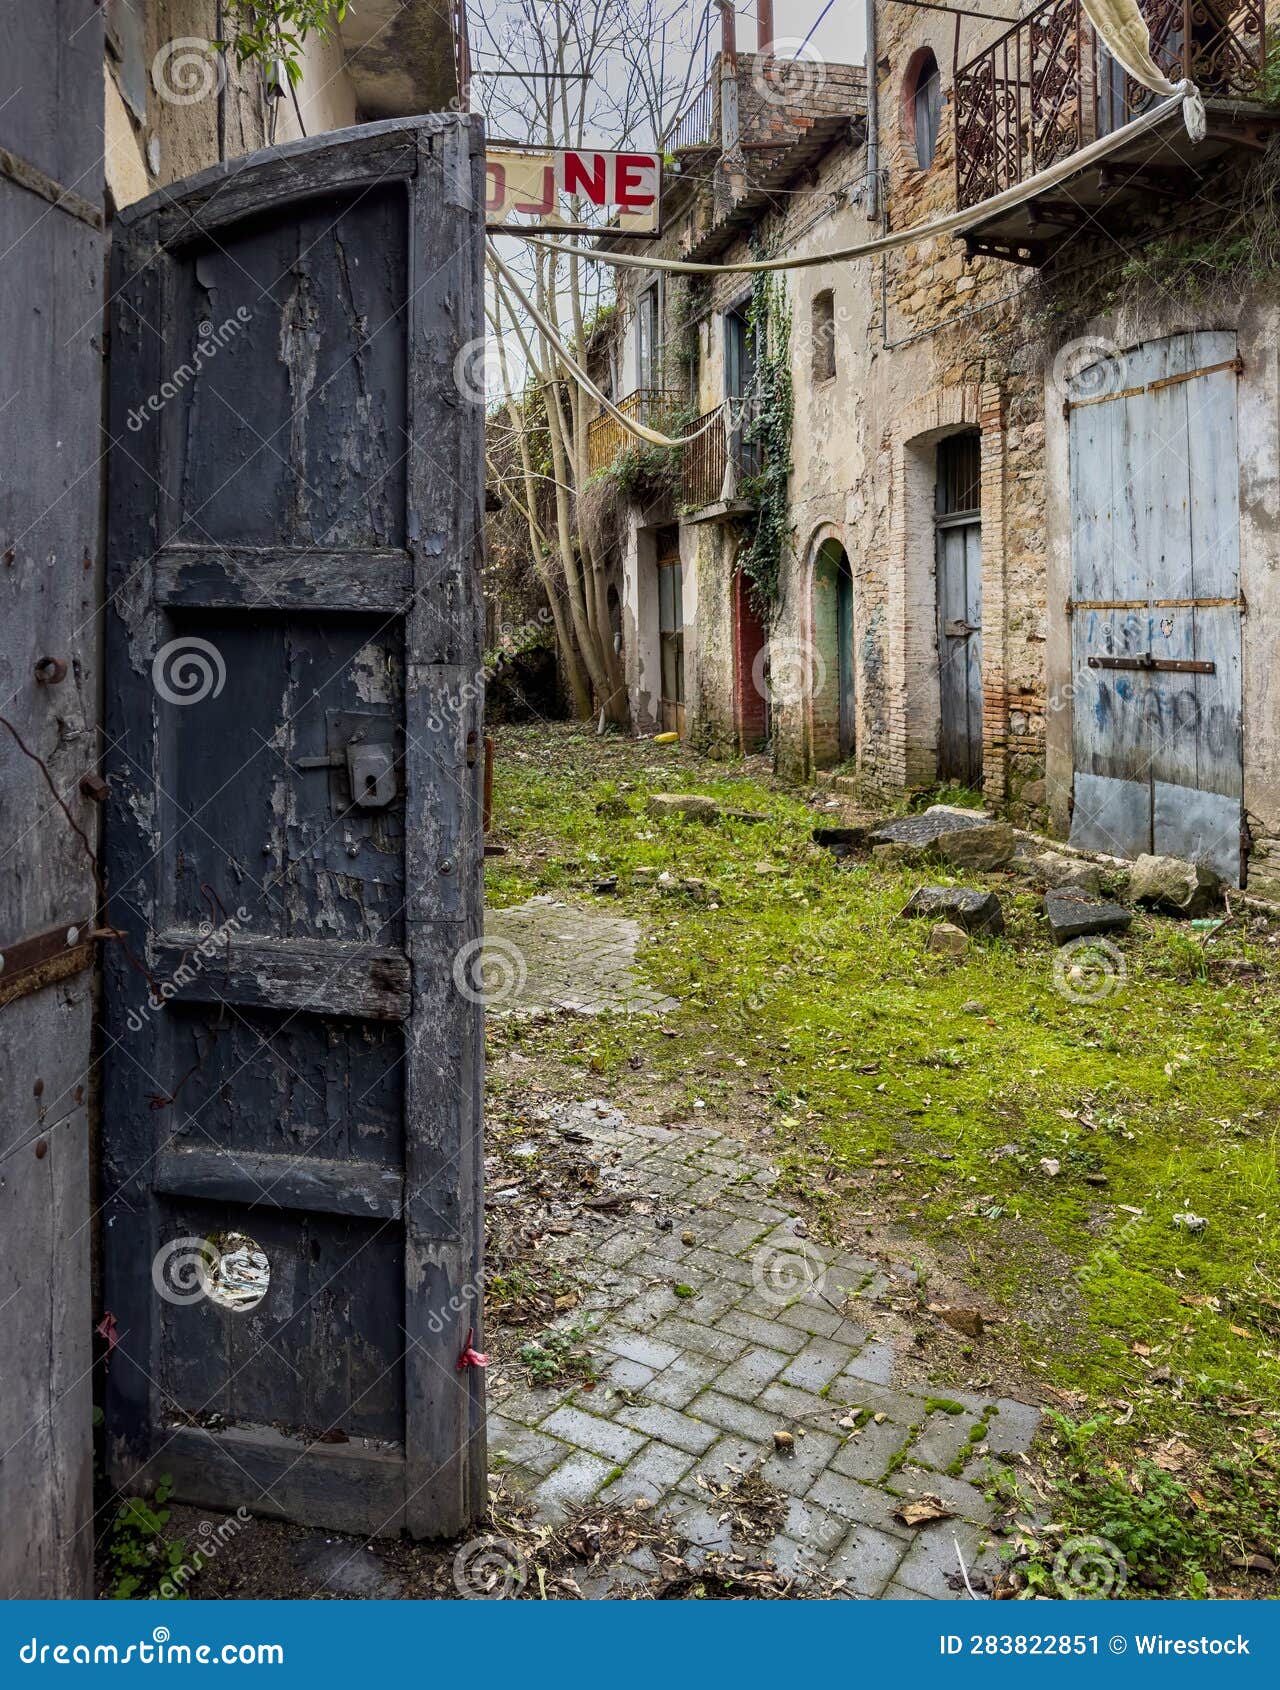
xmin=151 ymin=934 xmax=411 ymax=1020
xmin=128 ymin=127 xmax=422 ymax=246
xmin=156 ymin=548 xmax=413 ymax=612
xmin=1173 ymin=333 xmax=1242 ymax=865
xmin=102 ymin=214 xmax=170 ymax=1498
xmin=154 ymin=1148 xmax=404 ymax=1220
xmin=136 ymin=1425 xmax=406 ymax=1538
xmin=402 ymin=117 xmax=488 ymax=1541
xmin=963 ymin=521 xmax=983 ymax=785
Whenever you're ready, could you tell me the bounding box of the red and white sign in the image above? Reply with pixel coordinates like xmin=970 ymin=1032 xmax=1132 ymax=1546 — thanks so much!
xmin=485 ymin=147 xmax=662 ymax=236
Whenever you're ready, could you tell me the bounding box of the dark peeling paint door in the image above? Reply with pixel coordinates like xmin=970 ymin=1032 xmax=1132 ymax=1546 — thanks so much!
xmin=1066 ymin=333 xmax=1243 ymax=883
xmin=101 ymin=117 xmax=488 ymax=1538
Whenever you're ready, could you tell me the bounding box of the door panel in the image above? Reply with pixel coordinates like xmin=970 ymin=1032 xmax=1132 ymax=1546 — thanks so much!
xmin=1067 ymin=333 xmax=1242 ymax=881
xmin=937 ymin=520 xmax=983 ymax=784
xmin=102 ymin=117 xmax=487 ymax=1539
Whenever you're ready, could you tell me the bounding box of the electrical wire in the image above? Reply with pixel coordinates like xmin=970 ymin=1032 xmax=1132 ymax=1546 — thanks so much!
xmin=517 ymin=84 xmax=1201 ymax=277
xmin=488 ymin=243 xmax=738 ymax=449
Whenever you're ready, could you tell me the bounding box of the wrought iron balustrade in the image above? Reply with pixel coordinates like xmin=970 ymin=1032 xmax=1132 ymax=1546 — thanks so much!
xmin=585 ymin=389 xmax=685 ymax=474
xmin=681 ymin=395 xmax=763 ymax=510
xmin=954 ymin=0 xmax=1268 ymax=210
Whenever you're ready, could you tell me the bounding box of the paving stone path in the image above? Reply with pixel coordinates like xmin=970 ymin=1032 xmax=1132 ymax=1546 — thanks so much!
xmin=485 ymin=896 xmax=678 ymax=1016
xmin=487 ymin=1100 xmax=1041 ymax=1599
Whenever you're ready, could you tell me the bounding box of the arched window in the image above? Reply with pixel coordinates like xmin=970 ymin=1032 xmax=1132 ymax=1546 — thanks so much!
xmin=907 ymin=49 xmax=941 ymax=169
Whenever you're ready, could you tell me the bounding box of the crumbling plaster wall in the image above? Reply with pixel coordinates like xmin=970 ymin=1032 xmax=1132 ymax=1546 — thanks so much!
xmin=106 ymin=2 xmax=358 ymax=211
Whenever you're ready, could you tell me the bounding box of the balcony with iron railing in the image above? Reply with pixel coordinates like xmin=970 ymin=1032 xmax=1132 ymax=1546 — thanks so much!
xmin=586 ymin=390 xmax=686 ymax=475
xmin=681 ymin=395 xmax=763 ymax=513
xmin=953 ymin=0 xmax=1275 ymax=262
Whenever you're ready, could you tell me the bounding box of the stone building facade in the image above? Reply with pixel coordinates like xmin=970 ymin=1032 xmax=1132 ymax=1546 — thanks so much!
xmin=593 ymin=1 xmax=1280 ymax=892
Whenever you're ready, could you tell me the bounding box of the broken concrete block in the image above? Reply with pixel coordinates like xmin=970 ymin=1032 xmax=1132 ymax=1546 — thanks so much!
xmin=1129 ymin=853 xmax=1221 ymax=918
xmin=1044 ymin=891 xmax=1133 ymax=944
xmin=1025 ymin=850 xmax=1102 ymax=897
xmin=656 ymin=872 xmax=709 ymax=901
xmin=646 ymin=793 xmax=719 ymax=821
xmin=927 ymin=922 xmax=969 ymax=958
xmin=872 ymin=842 xmax=922 ymax=868
xmin=901 ymin=885 xmax=1004 ymax=936
xmin=934 ymin=823 xmax=1016 ymax=872
xmin=869 ymin=807 xmax=994 ymax=849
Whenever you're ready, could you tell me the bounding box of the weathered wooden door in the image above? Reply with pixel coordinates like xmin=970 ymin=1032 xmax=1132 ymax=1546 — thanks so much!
xmin=101 ymin=116 xmax=488 ymax=1538
xmin=657 ymin=531 xmax=685 ymax=734
xmin=1066 ymin=332 xmax=1243 ymax=882
xmin=936 ymin=435 xmax=983 ymax=785
xmin=0 ymin=0 xmax=103 ymax=1599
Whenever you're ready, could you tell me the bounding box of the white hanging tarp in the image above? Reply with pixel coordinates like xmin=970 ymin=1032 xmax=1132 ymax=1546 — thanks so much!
xmin=1081 ymin=0 xmax=1182 ymax=99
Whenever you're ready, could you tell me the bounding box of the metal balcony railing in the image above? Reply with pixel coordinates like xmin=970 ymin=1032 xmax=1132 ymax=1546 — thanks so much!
xmin=681 ymin=396 xmax=763 ymax=510
xmin=586 ymin=389 xmax=685 ymax=474
xmin=666 ymin=74 xmax=718 ymax=152
xmin=954 ymin=0 xmax=1268 ymax=210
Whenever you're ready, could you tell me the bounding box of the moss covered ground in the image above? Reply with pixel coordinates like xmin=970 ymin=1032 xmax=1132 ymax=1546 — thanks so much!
xmin=483 ymin=723 xmax=1280 ymax=1596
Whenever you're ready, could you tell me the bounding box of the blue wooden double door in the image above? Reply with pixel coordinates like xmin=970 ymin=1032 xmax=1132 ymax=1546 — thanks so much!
xmin=1066 ymin=332 xmax=1243 ymax=883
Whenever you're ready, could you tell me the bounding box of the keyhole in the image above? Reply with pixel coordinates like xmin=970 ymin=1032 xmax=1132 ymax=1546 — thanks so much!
xmin=365 ymin=774 xmax=378 ymax=797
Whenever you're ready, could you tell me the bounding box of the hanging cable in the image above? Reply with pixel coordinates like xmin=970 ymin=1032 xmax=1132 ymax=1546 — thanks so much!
xmin=515 ymin=82 xmax=1201 ymax=278
xmin=488 ymin=243 xmax=736 ymax=450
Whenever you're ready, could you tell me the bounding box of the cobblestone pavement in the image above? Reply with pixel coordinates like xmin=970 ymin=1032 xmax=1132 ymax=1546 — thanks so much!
xmin=487 ymin=1100 xmax=1041 ymax=1599
xmin=485 ymin=897 xmax=678 ymax=1016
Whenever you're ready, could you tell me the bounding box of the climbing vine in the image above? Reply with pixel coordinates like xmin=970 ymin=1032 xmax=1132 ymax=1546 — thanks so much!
xmin=740 ymin=248 xmax=793 ymax=609
xmin=218 ymin=2 xmax=349 ymax=84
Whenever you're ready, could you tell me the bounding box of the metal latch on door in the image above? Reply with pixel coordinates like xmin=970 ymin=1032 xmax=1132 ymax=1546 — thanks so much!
xmin=295 ymin=739 xmax=398 ymax=808
xmin=944 ymin=618 xmax=980 ymax=637
xmin=1086 ymin=655 xmax=1215 ymax=675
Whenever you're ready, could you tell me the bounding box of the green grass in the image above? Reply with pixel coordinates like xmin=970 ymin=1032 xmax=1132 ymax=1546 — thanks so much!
xmin=485 ymin=723 xmax=1280 ymax=1591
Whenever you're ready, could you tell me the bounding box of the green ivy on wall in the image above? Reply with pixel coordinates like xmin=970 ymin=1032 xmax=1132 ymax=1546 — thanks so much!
xmin=740 ymin=249 xmax=793 ymax=609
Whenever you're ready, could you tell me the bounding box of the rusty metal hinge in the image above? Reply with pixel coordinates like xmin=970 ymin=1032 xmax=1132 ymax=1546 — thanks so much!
xmin=0 ymin=919 xmax=110 ymax=1010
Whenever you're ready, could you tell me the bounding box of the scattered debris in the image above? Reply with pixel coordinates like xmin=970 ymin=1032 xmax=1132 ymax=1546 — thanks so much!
xmin=1129 ymin=853 xmax=1222 ymax=918
xmin=1043 ymin=891 xmax=1132 ymax=944
xmin=928 ymin=921 xmax=969 ymax=958
xmin=894 ymin=1495 xmax=955 ymax=1527
xmin=646 ymin=793 xmax=719 ymax=821
xmin=1023 ymin=850 xmax=1103 ymax=896
xmin=940 ymin=1307 xmax=985 ymax=1338
xmin=1172 ymin=1211 xmax=1208 ymax=1234
xmin=870 ymin=807 xmax=996 ymax=848
xmin=901 ymin=885 xmax=1005 ymax=936
xmin=934 ymin=823 xmax=1017 ymax=872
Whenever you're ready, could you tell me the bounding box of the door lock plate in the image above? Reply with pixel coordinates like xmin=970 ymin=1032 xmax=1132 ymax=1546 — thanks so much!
xmin=293 ymin=712 xmax=400 ymax=812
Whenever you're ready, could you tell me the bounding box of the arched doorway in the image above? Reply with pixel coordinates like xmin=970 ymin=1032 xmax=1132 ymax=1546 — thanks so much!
xmin=812 ymin=537 xmax=855 ymax=766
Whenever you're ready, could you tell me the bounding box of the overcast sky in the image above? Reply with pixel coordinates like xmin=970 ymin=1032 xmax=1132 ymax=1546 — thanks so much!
xmin=767 ymin=0 xmax=865 ymax=66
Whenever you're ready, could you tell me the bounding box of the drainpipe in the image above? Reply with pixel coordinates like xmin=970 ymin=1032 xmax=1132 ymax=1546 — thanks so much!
xmin=718 ymin=1 xmax=739 ymax=153
xmin=757 ymin=0 xmax=774 ymax=54
xmin=864 ymin=0 xmax=879 ymax=221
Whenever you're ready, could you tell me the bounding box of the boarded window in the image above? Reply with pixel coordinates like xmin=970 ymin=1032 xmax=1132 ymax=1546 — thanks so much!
xmin=812 ymin=289 xmax=836 ymax=382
